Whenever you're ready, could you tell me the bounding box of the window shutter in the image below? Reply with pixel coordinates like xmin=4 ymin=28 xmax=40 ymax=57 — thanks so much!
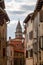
xmin=3 ymin=48 xmax=5 ymax=57
xmin=29 ymin=31 xmax=33 ymax=40
xmin=30 ymin=49 xmax=33 ymax=57
xmin=26 ymin=50 xmax=28 ymax=58
xmin=0 ymin=40 xmax=1 ymax=49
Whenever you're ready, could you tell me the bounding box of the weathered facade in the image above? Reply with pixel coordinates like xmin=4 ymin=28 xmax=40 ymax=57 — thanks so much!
xmin=7 ymin=40 xmax=14 ymax=65
xmin=0 ymin=0 xmax=10 ymax=65
xmin=23 ymin=13 xmax=33 ymax=65
xmin=23 ymin=0 xmax=43 ymax=65
xmin=32 ymin=0 xmax=43 ymax=65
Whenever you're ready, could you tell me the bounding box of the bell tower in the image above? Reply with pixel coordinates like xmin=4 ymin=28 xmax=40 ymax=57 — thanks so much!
xmin=15 ymin=21 xmax=23 ymax=39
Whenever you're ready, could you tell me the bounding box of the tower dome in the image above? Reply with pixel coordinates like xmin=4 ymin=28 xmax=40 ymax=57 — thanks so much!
xmin=16 ymin=21 xmax=22 ymax=32
xmin=15 ymin=20 xmax=22 ymax=39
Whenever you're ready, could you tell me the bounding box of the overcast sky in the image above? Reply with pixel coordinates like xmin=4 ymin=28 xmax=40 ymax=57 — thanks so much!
xmin=5 ymin=0 xmax=37 ymax=40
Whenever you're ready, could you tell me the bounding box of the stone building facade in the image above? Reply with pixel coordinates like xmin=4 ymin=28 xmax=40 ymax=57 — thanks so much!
xmin=23 ymin=0 xmax=43 ymax=65
xmin=0 ymin=0 xmax=10 ymax=65
xmin=7 ymin=41 xmax=14 ymax=65
xmin=32 ymin=0 xmax=43 ymax=65
xmin=23 ymin=13 xmax=33 ymax=65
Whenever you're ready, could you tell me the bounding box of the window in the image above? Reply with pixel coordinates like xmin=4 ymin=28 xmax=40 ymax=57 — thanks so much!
xmin=39 ymin=36 xmax=43 ymax=50
xmin=26 ymin=34 xmax=28 ymax=43
xmin=3 ymin=48 xmax=5 ymax=57
xmin=41 ymin=36 xmax=43 ymax=49
xmin=0 ymin=40 xmax=1 ymax=49
xmin=41 ymin=36 xmax=43 ymax=48
xmin=20 ymin=59 xmax=22 ymax=65
xmin=40 ymin=10 xmax=43 ymax=22
xmin=39 ymin=37 xmax=41 ymax=49
xmin=33 ymin=42 xmax=38 ymax=54
xmin=26 ymin=50 xmax=28 ymax=58
xmin=11 ymin=61 xmax=12 ymax=65
xmin=11 ymin=51 xmax=12 ymax=56
xmin=14 ymin=59 xmax=18 ymax=65
xmin=29 ymin=31 xmax=33 ymax=40
xmin=39 ymin=52 xmax=41 ymax=61
xmin=28 ymin=50 xmax=30 ymax=58
xmin=3 ymin=29 xmax=4 ymax=40
xmin=30 ymin=49 xmax=33 ymax=57
xmin=28 ymin=49 xmax=33 ymax=58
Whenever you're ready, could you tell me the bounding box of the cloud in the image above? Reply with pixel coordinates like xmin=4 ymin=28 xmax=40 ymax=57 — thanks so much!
xmin=6 ymin=10 xmax=26 ymax=21
xmin=21 ymin=5 xmax=35 ymax=11
xmin=5 ymin=0 xmax=37 ymax=11
xmin=5 ymin=0 xmax=37 ymax=40
xmin=15 ymin=0 xmax=23 ymax=2
xmin=5 ymin=0 xmax=21 ymax=11
xmin=5 ymin=0 xmax=12 ymax=2
xmin=7 ymin=10 xmax=26 ymax=14
xmin=15 ymin=0 xmax=37 ymax=3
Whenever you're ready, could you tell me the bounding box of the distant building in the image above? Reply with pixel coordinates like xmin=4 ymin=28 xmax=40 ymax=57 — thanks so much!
xmin=0 ymin=0 xmax=10 ymax=65
xmin=23 ymin=13 xmax=33 ymax=65
xmin=7 ymin=21 xmax=25 ymax=65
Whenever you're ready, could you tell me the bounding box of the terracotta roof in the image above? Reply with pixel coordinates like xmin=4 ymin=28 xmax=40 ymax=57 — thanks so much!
xmin=31 ymin=0 xmax=43 ymax=20
xmin=8 ymin=38 xmax=24 ymax=53
xmin=23 ymin=13 xmax=33 ymax=23
xmin=4 ymin=10 xmax=10 ymax=21
xmin=35 ymin=0 xmax=43 ymax=11
xmin=0 ymin=7 xmax=10 ymax=21
xmin=31 ymin=11 xmax=37 ymax=20
xmin=14 ymin=49 xmax=24 ymax=53
xmin=0 ymin=0 xmax=5 ymax=9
